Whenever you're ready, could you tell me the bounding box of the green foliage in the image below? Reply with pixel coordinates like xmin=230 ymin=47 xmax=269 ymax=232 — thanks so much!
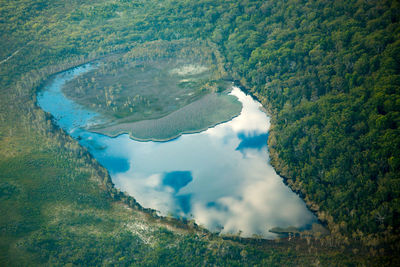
xmin=59 ymin=39 xmax=242 ymax=141
xmin=1 ymin=0 xmax=400 ymax=265
xmin=213 ymin=0 xmax=400 ymax=250
xmin=62 ymin=40 xmax=227 ymax=119
xmin=93 ymin=93 xmax=241 ymax=141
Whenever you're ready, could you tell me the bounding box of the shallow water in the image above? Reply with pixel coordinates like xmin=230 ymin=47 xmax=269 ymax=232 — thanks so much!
xmin=37 ymin=64 xmax=317 ymax=238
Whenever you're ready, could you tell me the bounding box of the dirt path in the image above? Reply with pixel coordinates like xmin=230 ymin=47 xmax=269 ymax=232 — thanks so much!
xmin=0 ymin=49 xmax=20 ymax=65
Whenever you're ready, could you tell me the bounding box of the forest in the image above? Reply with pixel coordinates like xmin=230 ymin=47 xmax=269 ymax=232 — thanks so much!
xmin=216 ymin=0 xmax=400 ymax=249
xmin=0 ymin=0 xmax=399 ymax=265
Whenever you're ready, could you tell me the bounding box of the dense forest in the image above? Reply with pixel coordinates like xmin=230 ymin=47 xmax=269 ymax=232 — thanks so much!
xmin=1 ymin=0 xmax=400 ymax=265
xmin=215 ymin=0 xmax=400 ymax=248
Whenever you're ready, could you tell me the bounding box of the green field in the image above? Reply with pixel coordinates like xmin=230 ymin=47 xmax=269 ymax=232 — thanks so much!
xmin=61 ymin=41 xmax=241 ymax=140
xmin=93 ymin=93 xmax=241 ymax=141
xmin=62 ymin=42 xmax=216 ymax=122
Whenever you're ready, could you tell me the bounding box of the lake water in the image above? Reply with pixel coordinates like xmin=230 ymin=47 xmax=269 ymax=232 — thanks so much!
xmin=37 ymin=64 xmax=317 ymax=238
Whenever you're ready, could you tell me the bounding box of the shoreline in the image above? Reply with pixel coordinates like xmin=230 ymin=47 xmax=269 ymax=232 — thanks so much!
xmin=36 ymin=58 xmax=325 ymax=240
xmin=87 ymin=90 xmax=243 ymax=143
xmin=232 ymin=80 xmax=329 ymax=231
xmin=89 ymin=111 xmax=241 ymax=142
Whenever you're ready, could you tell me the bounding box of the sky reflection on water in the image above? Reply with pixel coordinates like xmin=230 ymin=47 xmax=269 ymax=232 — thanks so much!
xmin=37 ymin=65 xmax=317 ymax=238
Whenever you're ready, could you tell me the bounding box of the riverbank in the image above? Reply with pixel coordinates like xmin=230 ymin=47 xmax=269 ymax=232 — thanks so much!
xmin=233 ymin=81 xmax=330 ymax=229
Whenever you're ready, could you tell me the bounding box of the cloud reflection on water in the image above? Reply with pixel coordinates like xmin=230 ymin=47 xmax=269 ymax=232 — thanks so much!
xmin=38 ymin=68 xmax=317 ymax=239
xmin=110 ymin=87 xmax=316 ymax=238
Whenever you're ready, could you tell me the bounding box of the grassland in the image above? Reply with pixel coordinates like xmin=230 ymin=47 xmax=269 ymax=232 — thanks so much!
xmin=92 ymin=93 xmax=241 ymax=141
xmin=61 ymin=41 xmax=242 ymax=140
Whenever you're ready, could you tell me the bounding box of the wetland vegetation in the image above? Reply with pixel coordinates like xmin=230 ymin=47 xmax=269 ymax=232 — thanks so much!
xmin=62 ymin=40 xmax=242 ymax=140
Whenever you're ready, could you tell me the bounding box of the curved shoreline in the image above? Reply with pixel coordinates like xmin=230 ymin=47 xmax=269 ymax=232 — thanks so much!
xmin=88 ymin=92 xmax=243 ymax=142
xmin=89 ymin=111 xmax=241 ymax=142
xmin=37 ymin=61 xmax=324 ymax=239
xmin=34 ymin=62 xmax=212 ymax=235
xmin=232 ymin=80 xmax=328 ymax=231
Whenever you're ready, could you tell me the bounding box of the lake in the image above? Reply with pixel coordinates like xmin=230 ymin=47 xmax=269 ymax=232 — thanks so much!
xmin=37 ymin=64 xmax=317 ymax=238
